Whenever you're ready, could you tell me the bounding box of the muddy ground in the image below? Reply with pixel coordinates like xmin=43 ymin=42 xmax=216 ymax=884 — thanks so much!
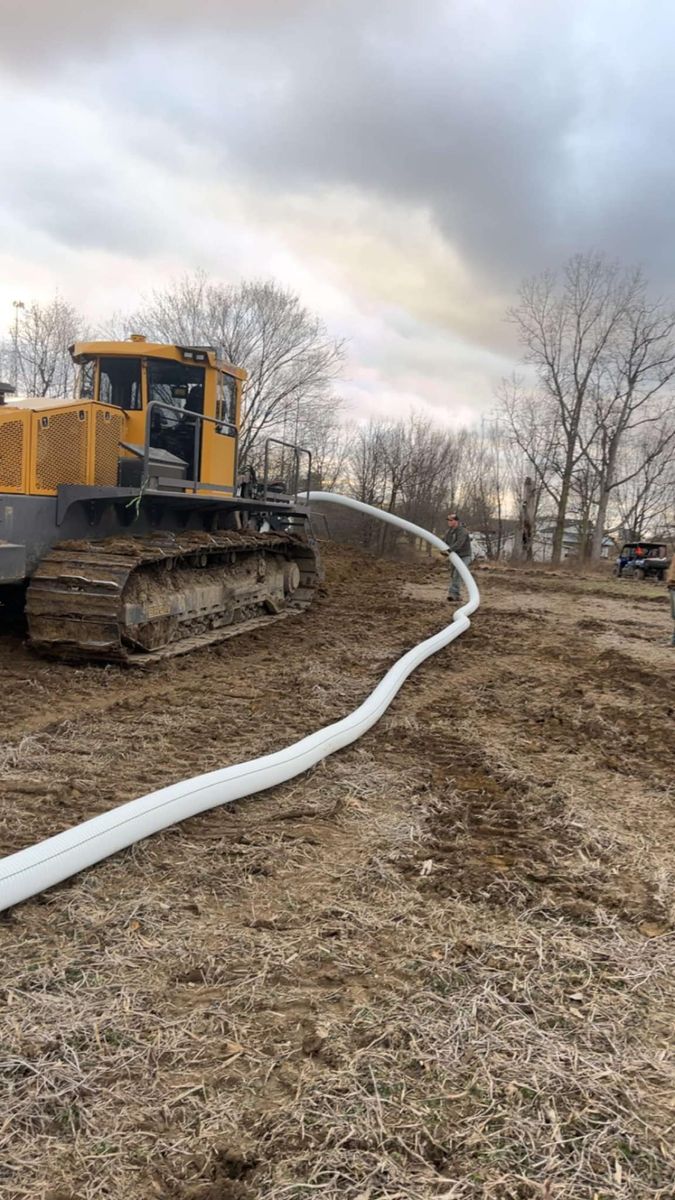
xmin=1 ymin=547 xmax=673 ymax=1199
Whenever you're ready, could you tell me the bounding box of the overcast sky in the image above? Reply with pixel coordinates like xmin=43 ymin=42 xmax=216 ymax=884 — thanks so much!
xmin=2 ymin=0 xmax=675 ymax=425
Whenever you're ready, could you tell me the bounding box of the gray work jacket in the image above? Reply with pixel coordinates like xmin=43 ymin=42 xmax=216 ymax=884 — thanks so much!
xmin=443 ymin=524 xmax=472 ymax=559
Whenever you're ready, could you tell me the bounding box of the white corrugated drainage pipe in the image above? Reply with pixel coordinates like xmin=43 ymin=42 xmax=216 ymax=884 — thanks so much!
xmin=0 ymin=494 xmax=479 ymax=912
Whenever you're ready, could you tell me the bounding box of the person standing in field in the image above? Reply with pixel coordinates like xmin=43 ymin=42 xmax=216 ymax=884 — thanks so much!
xmin=443 ymin=513 xmax=473 ymax=603
xmin=667 ymin=553 xmax=675 ymax=646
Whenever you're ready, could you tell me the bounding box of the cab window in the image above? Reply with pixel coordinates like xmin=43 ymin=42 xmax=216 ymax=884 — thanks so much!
xmin=99 ymin=357 xmax=142 ymax=410
xmin=78 ymin=359 xmax=96 ymax=399
xmin=216 ymin=373 xmax=236 ymax=433
xmin=148 ymin=360 xmax=205 ymax=426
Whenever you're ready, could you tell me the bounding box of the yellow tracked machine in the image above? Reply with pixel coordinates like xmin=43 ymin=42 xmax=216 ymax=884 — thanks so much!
xmin=0 ymin=338 xmax=320 ymax=663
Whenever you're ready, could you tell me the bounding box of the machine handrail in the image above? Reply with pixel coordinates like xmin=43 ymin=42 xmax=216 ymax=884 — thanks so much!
xmin=262 ymin=437 xmax=313 ymax=501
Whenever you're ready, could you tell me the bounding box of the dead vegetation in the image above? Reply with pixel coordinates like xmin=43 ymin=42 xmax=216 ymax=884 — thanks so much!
xmin=0 ymin=545 xmax=673 ymax=1199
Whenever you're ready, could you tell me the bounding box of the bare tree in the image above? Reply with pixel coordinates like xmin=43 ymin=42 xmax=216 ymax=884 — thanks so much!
xmin=569 ymin=455 xmax=600 ymax=558
xmin=518 ymin=476 xmax=537 ymax=561
xmin=373 ymin=415 xmax=465 ymax=554
xmin=344 ymin=414 xmax=483 ymax=556
xmin=8 ymin=297 xmax=83 ymax=397
xmin=582 ymin=291 xmax=675 ymax=557
xmin=450 ymin=421 xmax=515 ymax=557
xmin=0 ymin=337 xmax=12 ymax=386
xmin=348 ymin=419 xmax=389 ymax=508
xmin=123 ymin=273 xmax=344 ymax=460
xmin=294 ymin=403 xmax=351 ymax=491
xmin=508 ymin=254 xmax=637 ymax=563
xmin=613 ymin=421 xmax=675 ymax=540
xmin=399 ymin=418 xmax=466 ymax=539
xmin=498 ymin=376 xmax=563 ymax=535
xmin=344 ymin=420 xmax=391 ymax=549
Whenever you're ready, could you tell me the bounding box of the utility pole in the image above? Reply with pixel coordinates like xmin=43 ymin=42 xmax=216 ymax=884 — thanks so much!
xmin=12 ymin=300 xmax=25 ymax=389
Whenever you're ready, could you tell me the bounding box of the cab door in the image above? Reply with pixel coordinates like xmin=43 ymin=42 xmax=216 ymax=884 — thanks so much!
xmin=199 ymin=371 xmax=238 ymax=493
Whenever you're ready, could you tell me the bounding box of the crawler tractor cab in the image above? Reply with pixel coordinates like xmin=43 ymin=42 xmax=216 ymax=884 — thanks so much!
xmin=0 ymin=339 xmax=320 ymax=662
xmin=72 ymin=337 xmax=244 ymax=493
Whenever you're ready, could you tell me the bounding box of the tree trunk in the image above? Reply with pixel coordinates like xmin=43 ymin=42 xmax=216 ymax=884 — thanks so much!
xmin=552 ymin=468 xmax=573 ymax=564
xmin=590 ymin=442 xmax=617 ymax=559
xmin=521 ymin=476 xmax=536 ymax=561
xmin=578 ymin=513 xmax=592 ymax=561
xmin=591 ymin=487 xmax=610 ymax=560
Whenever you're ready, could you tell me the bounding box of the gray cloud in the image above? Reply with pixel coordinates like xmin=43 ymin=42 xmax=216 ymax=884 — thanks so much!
xmin=33 ymin=0 xmax=673 ymax=294
xmin=0 ymin=1 xmax=310 ymax=70
xmin=6 ymin=1 xmax=675 ymax=283
xmin=4 ymin=164 xmax=167 ymax=257
xmin=3 ymin=0 xmax=675 ymax=422
xmin=203 ymin=0 xmax=675 ymax=289
xmin=213 ymin=1 xmax=582 ymax=280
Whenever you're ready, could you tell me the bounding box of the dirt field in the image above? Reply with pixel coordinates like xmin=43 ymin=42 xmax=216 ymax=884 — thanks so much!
xmin=1 ymin=547 xmax=673 ymax=1200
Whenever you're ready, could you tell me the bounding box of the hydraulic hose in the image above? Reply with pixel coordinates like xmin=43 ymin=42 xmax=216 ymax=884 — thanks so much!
xmin=0 ymin=494 xmax=479 ymax=912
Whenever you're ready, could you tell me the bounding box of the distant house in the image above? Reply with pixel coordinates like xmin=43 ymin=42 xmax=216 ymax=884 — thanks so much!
xmin=533 ymin=522 xmax=616 ymax=561
xmin=468 ymin=529 xmax=515 ymax=560
xmin=466 ymin=518 xmax=519 ymax=560
xmin=467 ymin=520 xmax=616 ymax=561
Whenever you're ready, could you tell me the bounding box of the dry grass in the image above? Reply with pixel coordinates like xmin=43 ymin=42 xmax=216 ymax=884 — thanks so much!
xmin=482 ymin=564 xmax=670 ymax=606
xmin=1 ymin=548 xmax=674 ymax=1198
xmin=2 ymin=807 xmax=673 ymax=1199
xmin=2 ymin=750 xmax=673 ymax=1199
